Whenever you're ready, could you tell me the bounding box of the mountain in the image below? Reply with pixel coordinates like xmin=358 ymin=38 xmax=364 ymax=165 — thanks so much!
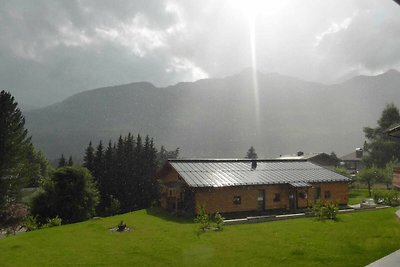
xmin=24 ymin=69 xmax=400 ymax=160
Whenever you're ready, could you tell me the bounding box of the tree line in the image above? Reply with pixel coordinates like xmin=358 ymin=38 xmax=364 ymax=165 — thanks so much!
xmin=82 ymin=134 xmax=174 ymax=216
xmin=1 ymin=90 xmax=179 ymax=231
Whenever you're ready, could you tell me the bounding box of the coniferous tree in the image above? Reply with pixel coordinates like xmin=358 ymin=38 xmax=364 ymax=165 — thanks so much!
xmin=93 ymin=141 xmax=104 ymax=180
xmin=58 ymin=154 xmax=67 ymax=168
xmin=0 ymin=90 xmax=32 ymax=212
xmin=83 ymin=142 xmax=95 ymax=174
xmin=68 ymin=156 xmax=74 ymax=166
xmin=245 ymin=146 xmax=258 ymax=159
xmin=84 ymin=132 xmax=167 ymax=215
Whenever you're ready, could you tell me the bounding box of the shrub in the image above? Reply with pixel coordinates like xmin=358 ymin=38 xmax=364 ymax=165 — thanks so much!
xmin=324 ymin=202 xmax=339 ymax=220
xmin=311 ymin=200 xmax=338 ymax=220
xmin=42 ymin=216 xmax=62 ymax=228
xmin=194 ymin=205 xmax=210 ymax=231
xmin=23 ymin=215 xmax=39 ymax=231
xmin=372 ymin=190 xmax=400 ymax=206
xmin=214 ymin=212 xmax=225 ymax=230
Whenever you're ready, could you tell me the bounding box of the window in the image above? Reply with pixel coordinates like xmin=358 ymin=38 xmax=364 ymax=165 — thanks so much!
xmin=169 ymin=190 xmax=172 ymax=197
xmin=324 ymin=191 xmax=331 ymax=199
xmin=273 ymin=193 xmax=280 ymax=202
xmin=315 ymin=187 xmax=321 ymax=200
xmin=298 ymin=192 xmax=306 ymax=199
xmin=233 ymin=196 xmax=241 ymax=205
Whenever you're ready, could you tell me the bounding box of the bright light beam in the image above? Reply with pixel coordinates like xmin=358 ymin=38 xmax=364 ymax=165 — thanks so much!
xmin=249 ymin=15 xmax=261 ymax=135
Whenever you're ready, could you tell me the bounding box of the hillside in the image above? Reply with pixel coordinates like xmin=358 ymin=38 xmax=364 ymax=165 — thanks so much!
xmin=0 ymin=208 xmax=399 ymax=266
xmin=24 ymin=69 xmax=400 ymax=160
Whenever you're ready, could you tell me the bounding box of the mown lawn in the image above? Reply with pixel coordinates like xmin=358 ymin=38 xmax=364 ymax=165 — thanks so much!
xmin=0 ymin=208 xmax=399 ymax=267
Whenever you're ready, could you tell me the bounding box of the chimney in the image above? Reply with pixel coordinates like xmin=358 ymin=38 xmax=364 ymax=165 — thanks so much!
xmin=251 ymin=160 xmax=257 ymax=170
xmin=356 ymin=148 xmax=363 ymax=158
xmin=297 ymin=151 xmax=304 ymax=156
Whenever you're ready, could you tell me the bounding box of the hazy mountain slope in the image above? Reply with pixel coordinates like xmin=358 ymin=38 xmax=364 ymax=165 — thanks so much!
xmin=24 ymin=69 xmax=400 ymax=160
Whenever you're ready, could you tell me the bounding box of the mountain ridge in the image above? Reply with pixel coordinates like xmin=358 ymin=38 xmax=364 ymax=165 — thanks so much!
xmin=24 ymin=69 xmax=400 ymax=160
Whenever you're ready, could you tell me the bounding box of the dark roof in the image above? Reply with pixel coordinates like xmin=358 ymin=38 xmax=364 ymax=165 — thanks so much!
xmin=167 ymin=159 xmax=350 ymax=188
xmin=340 ymin=151 xmax=362 ymax=161
xmin=386 ymin=124 xmax=400 ymax=138
xmin=277 ymin=153 xmax=325 ymax=160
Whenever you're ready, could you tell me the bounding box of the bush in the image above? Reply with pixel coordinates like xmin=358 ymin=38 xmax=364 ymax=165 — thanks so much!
xmin=194 ymin=205 xmax=210 ymax=231
xmin=42 ymin=216 xmax=62 ymax=228
xmin=372 ymin=190 xmax=400 ymax=206
xmin=32 ymin=166 xmax=99 ymax=224
xmin=23 ymin=215 xmax=39 ymax=231
xmin=311 ymin=200 xmax=338 ymax=220
xmin=214 ymin=212 xmax=225 ymax=230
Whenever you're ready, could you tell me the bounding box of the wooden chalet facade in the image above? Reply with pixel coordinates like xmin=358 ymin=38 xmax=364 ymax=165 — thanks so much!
xmin=158 ymin=159 xmax=350 ymax=215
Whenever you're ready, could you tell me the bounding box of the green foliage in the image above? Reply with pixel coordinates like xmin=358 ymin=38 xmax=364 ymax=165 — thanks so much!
xmin=214 ymin=212 xmax=225 ymax=230
xmin=157 ymin=146 xmax=179 ymax=169
xmin=86 ymin=133 xmax=160 ymax=216
xmin=194 ymin=205 xmax=210 ymax=231
xmin=0 ymin=91 xmax=33 ymax=211
xmin=194 ymin=206 xmax=225 ymax=231
xmin=32 ymin=166 xmax=99 ymax=224
xmin=22 ymin=215 xmax=61 ymax=231
xmin=245 ymin=146 xmax=258 ymax=159
xmin=357 ymin=166 xmax=381 ymax=197
xmin=23 ymin=215 xmax=39 ymax=231
xmin=42 ymin=216 xmax=62 ymax=228
xmin=334 ymin=167 xmax=350 ymax=178
xmin=58 ymin=154 xmax=67 ymax=168
xmin=363 ymin=103 xmax=400 ymax=168
xmin=372 ymin=190 xmax=400 ymax=206
xmin=311 ymin=200 xmax=338 ymax=220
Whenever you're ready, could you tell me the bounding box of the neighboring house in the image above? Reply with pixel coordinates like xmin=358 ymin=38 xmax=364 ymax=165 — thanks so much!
xmin=387 ymin=125 xmax=400 ymax=189
xmin=158 ymin=159 xmax=350 ymax=215
xmin=393 ymin=167 xmax=400 ymax=189
xmin=277 ymin=152 xmax=337 ymax=168
xmin=340 ymin=148 xmax=365 ymax=174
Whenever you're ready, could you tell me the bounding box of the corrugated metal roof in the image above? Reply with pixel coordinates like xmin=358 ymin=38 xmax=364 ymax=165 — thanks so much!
xmin=168 ymin=159 xmax=350 ymax=188
xmin=289 ymin=182 xmax=312 ymax=188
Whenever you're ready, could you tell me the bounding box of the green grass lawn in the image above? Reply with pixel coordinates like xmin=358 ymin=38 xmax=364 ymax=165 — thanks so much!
xmin=1 ymin=208 xmax=400 ymax=267
xmin=348 ymin=189 xmax=370 ymax=205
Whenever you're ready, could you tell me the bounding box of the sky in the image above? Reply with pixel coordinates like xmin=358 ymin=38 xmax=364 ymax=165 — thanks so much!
xmin=1 ymin=0 xmax=400 ymax=107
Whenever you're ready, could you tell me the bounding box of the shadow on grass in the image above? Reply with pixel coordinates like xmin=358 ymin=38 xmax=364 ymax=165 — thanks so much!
xmin=145 ymin=207 xmax=194 ymax=224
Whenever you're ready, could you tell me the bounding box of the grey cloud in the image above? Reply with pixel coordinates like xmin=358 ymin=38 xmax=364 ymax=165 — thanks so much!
xmin=0 ymin=0 xmax=400 ymax=106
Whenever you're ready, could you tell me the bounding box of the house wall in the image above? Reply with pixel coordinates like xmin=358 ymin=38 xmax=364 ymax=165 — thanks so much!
xmin=159 ymin=167 xmax=186 ymax=210
xmin=194 ymin=182 xmax=348 ymax=214
xmin=392 ymin=168 xmax=400 ymax=189
xmin=195 ymin=186 xmax=258 ymax=214
xmin=308 ymin=182 xmax=348 ymax=205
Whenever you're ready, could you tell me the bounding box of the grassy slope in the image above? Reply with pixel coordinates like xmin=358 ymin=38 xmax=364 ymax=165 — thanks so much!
xmin=1 ymin=208 xmax=400 ymax=267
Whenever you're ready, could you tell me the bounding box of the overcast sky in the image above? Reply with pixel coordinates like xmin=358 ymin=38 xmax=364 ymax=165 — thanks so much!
xmin=1 ymin=0 xmax=400 ymax=107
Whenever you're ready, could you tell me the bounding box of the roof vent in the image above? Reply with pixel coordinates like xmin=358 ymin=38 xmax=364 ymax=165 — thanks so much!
xmin=251 ymin=160 xmax=257 ymax=170
xmin=297 ymin=151 xmax=304 ymax=156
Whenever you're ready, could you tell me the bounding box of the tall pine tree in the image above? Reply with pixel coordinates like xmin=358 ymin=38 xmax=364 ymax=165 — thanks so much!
xmin=83 ymin=141 xmax=95 ymax=174
xmin=0 ymin=90 xmax=32 ymax=210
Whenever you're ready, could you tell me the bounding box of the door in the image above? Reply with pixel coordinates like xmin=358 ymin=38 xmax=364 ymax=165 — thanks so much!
xmin=289 ymin=188 xmax=296 ymax=211
xmin=257 ymin=190 xmax=265 ymax=211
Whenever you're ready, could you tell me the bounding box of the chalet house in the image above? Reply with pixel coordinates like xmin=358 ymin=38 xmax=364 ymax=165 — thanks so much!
xmin=387 ymin=124 xmax=400 ymax=189
xmin=340 ymin=148 xmax=365 ymax=174
xmin=158 ymin=159 xmax=350 ymax=215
